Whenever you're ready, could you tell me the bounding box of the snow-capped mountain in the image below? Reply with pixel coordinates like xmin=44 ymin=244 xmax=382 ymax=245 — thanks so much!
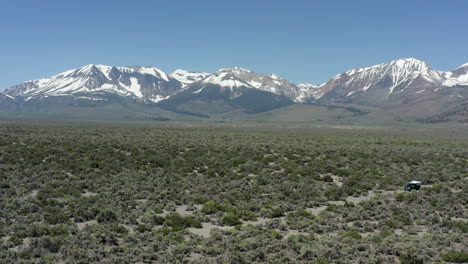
xmin=315 ymin=58 xmax=447 ymax=105
xmin=297 ymin=84 xmax=322 ymax=102
xmin=159 ymin=67 xmax=295 ymax=114
xmin=184 ymin=67 xmax=307 ymax=101
xmin=1 ymin=58 xmax=467 ymax=121
xmin=306 ymin=58 xmax=467 ymax=119
xmin=2 ymin=64 xmax=311 ymax=111
xmin=4 ymin=64 xmax=182 ymax=103
xmin=442 ymin=63 xmax=468 ymax=87
xmin=170 ymin=69 xmax=210 ymax=88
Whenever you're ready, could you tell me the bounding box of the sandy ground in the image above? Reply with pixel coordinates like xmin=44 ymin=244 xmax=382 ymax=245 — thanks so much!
xmin=345 ymin=191 xmax=376 ymax=203
xmin=187 ymin=222 xmax=232 ymax=238
xmin=307 ymin=206 xmax=328 ymax=215
xmin=77 ymin=220 xmax=97 ymax=230
xmin=82 ymin=191 xmax=97 ymax=197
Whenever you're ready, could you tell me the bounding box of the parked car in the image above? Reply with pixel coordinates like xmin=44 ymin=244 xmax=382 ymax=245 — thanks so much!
xmin=404 ymin=181 xmax=422 ymax=191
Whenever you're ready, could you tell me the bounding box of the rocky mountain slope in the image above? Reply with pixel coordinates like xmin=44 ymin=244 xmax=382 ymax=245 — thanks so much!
xmin=159 ymin=68 xmax=296 ymax=114
xmin=421 ymin=101 xmax=468 ymax=123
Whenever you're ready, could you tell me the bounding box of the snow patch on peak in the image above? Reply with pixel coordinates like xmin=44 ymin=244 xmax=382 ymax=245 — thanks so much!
xmin=2 ymin=93 xmax=16 ymax=100
xmin=149 ymin=95 xmax=169 ymax=103
xmin=171 ymin=69 xmax=210 ymax=76
xmin=77 ymin=64 xmax=97 ymax=74
xmin=120 ymin=77 xmax=142 ymax=97
xmin=137 ymin=67 xmax=158 ymax=75
xmin=134 ymin=67 xmax=170 ymax=81
xmin=270 ymin=74 xmax=281 ymax=80
xmin=172 ymin=69 xmax=192 ymax=75
xmin=388 ymin=58 xmax=430 ymax=70
xmin=94 ymin=65 xmax=113 ymax=79
xmin=414 ymin=89 xmax=426 ymax=94
xmin=170 ymin=69 xmax=210 ymax=88
xmin=443 ymin=71 xmax=468 ymax=87
xmin=391 ymin=58 xmax=423 ymax=63
xmin=78 ymin=64 xmax=112 ymax=74
xmin=216 ymin=67 xmax=252 ymax=74
xmin=297 ymin=83 xmax=325 ymax=100
xmin=458 ymin=62 xmax=468 ymax=69
xmin=201 ymin=72 xmax=251 ymax=88
xmin=298 ymin=83 xmax=319 ymax=88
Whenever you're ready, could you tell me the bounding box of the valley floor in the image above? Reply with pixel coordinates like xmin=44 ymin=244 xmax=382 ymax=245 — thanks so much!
xmin=0 ymin=123 xmax=466 ymax=263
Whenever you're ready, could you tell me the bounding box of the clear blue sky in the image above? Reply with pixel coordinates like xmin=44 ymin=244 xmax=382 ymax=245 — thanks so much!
xmin=1 ymin=0 xmax=467 ymax=88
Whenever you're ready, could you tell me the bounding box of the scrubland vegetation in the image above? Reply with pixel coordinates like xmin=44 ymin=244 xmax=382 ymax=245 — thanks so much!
xmin=0 ymin=123 xmax=466 ymax=263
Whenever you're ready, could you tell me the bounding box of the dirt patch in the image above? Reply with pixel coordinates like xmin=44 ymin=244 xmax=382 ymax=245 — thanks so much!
xmin=20 ymin=190 xmax=38 ymax=201
xmin=187 ymin=216 xmax=270 ymax=238
xmin=188 ymin=252 xmax=205 ymax=262
xmin=346 ymin=191 xmax=376 ymax=203
xmin=82 ymin=191 xmax=97 ymax=197
xmin=77 ymin=220 xmax=97 ymax=230
xmin=9 ymin=238 xmax=31 ymax=252
xmin=360 ymin=232 xmax=376 ymax=238
xmin=329 ymin=201 xmax=345 ymax=206
xmin=328 ymin=190 xmax=387 ymax=205
xmin=187 ymin=222 xmax=232 ymax=238
xmin=450 ymin=188 xmax=463 ymax=193
xmin=316 ymin=232 xmax=338 ymax=238
xmin=307 ymin=206 xmax=328 ymax=215
xmin=332 ymin=175 xmax=343 ymax=187
xmin=243 ymin=217 xmax=269 ymax=226
xmin=282 ymin=229 xmax=309 ymax=238
xmin=158 ymin=204 xmax=201 ymax=217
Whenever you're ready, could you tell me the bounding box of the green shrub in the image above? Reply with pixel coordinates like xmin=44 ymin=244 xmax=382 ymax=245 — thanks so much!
xmin=321 ymin=175 xmax=333 ymax=182
xmin=399 ymin=250 xmax=423 ymax=264
xmin=295 ymin=208 xmax=312 ymax=218
xmin=97 ymin=209 xmax=118 ymax=223
xmin=201 ymin=201 xmax=222 ymax=214
xmin=136 ymin=224 xmax=152 ymax=232
xmin=344 ymin=231 xmax=362 ymax=239
xmin=396 ymin=192 xmax=406 ymax=202
xmin=112 ymin=224 xmax=129 ymax=235
xmin=8 ymin=236 xmax=23 ymax=246
xmin=451 ymin=220 xmax=468 ymax=233
xmin=164 ymin=213 xmax=202 ymax=229
xmin=40 ymin=236 xmax=63 ymax=253
xmin=221 ymin=212 xmax=242 ymax=226
xmin=270 ymin=207 xmax=285 ymax=218
xmin=441 ymin=251 xmax=468 ymax=263
xmin=184 ymin=216 xmax=202 ymax=228
xmin=315 ymin=257 xmax=331 ymax=264
xmin=44 ymin=206 xmax=70 ymax=224
xmin=269 ymin=231 xmax=283 ymax=239
xmin=153 ymin=215 xmax=166 ymax=225
xmin=153 ymin=205 xmax=164 ymax=214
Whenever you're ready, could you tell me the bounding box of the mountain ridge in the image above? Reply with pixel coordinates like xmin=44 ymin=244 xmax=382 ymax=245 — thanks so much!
xmin=1 ymin=58 xmax=467 ymax=122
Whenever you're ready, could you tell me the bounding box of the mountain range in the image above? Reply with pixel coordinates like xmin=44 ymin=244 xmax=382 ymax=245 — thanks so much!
xmin=1 ymin=58 xmax=467 ymax=123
